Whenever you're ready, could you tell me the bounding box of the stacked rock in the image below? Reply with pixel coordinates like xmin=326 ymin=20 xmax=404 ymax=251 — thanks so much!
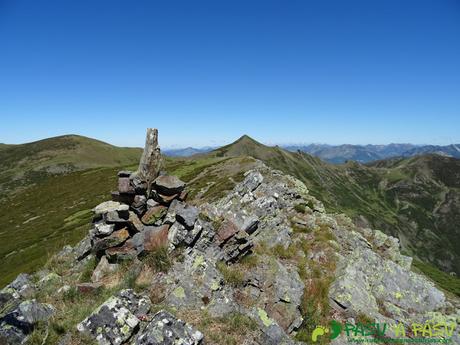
xmin=75 ymin=171 xmax=197 ymax=265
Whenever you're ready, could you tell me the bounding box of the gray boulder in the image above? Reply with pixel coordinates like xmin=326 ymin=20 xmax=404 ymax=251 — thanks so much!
xmin=94 ymin=201 xmax=126 ymax=215
xmin=236 ymin=171 xmax=263 ymax=195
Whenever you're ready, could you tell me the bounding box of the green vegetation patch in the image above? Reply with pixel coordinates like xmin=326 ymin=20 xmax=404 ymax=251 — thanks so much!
xmin=413 ymin=259 xmax=460 ymax=297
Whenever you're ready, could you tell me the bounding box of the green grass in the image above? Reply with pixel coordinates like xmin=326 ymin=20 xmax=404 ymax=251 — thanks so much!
xmin=294 ymin=203 xmax=307 ymax=213
xmin=216 ymin=261 xmax=245 ymax=287
xmin=179 ymin=310 xmax=258 ymax=345
xmin=141 ymin=246 xmax=171 ymax=273
xmin=413 ymin=259 xmax=460 ymax=297
xmin=0 ymin=166 xmax=124 ymax=287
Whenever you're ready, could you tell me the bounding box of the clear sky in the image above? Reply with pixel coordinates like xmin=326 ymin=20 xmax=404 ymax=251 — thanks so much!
xmin=0 ymin=0 xmax=459 ymax=148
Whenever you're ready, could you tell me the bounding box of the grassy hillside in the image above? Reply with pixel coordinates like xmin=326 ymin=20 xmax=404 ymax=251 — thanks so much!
xmin=0 ymin=135 xmax=142 ymax=196
xmin=0 ymin=166 xmax=124 ymax=286
xmin=205 ymin=136 xmax=460 ymax=276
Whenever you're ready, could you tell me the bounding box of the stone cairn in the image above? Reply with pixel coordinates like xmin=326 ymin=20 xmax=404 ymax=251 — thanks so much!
xmin=74 ymin=128 xmax=196 ymax=265
xmin=74 ymin=127 xmax=254 ymax=268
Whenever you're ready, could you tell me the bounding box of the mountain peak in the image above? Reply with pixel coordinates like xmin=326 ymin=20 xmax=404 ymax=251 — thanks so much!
xmin=236 ymin=134 xmax=254 ymax=140
xmin=209 ymin=134 xmax=276 ymax=159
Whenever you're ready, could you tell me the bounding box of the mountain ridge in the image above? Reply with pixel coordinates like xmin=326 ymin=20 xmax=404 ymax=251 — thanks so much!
xmin=203 ymin=135 xmax=460 ymax=275
xmin=0 ymin=134 xmax=142 ymax=196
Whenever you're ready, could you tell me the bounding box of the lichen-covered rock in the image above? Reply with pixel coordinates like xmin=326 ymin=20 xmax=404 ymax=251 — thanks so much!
xmin=135 ymin=310 xmax=203 ymax=345
xmin=0 ymin=299 xmax=54 ymax=344
xmin=94 ymin=222 xmax=115 ymax=237
xmin=141 ymin=205 xmax=167 ymax=225
xmin=77 ymin=289 xmax=151 ymax=345
xmin=235 ymin=171 xmax=263 ymax=195
xmin=167 ymin=221 xmax=188 ymax=250
xmin=329 ymin=245 xmax=446 ymax=320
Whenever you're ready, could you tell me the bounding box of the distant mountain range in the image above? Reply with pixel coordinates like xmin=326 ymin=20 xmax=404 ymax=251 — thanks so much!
xmin=163 ymin=146 xmax=215 ymax=157
xmin=284 ymin=143 xmax=460 ymax=163
xmin=164 ymin=142 xmax=460 ymax=163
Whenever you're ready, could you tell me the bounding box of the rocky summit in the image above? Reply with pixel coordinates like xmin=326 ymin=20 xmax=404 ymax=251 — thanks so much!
xmin=0 ymin=130 xmax=459 ymax=345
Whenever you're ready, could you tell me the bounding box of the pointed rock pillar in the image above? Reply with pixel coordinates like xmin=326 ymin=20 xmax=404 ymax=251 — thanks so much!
xmin=137 ymin=128 xmax=163 ymax=196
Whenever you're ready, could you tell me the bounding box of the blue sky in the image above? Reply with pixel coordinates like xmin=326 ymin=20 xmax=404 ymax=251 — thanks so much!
xmin=0 ymin=0 xmax=459 ymax=148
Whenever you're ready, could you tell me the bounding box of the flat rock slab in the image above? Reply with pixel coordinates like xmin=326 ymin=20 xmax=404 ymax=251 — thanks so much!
xmin=77 ymin=289 xmax=151 ymax=345
xmin=94 ymin=201 xmax=128 ymax=215
xmin=153 ymin=175 xmax=186 ymax=196
xmin=135 ymin=310 xmax=203 ymax=345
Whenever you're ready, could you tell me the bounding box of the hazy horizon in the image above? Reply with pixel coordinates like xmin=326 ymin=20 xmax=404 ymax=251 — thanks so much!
xmin=2 ymin=132 xmax=460 ymax=151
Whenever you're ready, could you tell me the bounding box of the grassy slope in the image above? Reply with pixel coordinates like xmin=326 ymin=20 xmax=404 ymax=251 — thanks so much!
xmin=0 ymin=135 xmax=142 ymax=196
xmin=0 ymin=166 xmax=124 ymax=286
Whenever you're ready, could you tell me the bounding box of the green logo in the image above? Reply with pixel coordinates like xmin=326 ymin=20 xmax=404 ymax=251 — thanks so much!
xmin=311 ymin=325 xmax=328 ymax=342
xmin=311 ymin=319 xmax=456 ymax=343
xmin=311 ymin=321 xmax=342 ymax=342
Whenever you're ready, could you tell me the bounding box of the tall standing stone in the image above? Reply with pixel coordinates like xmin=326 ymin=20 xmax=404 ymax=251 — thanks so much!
xmin=136 ymin=128 xmax=163 ymax=196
